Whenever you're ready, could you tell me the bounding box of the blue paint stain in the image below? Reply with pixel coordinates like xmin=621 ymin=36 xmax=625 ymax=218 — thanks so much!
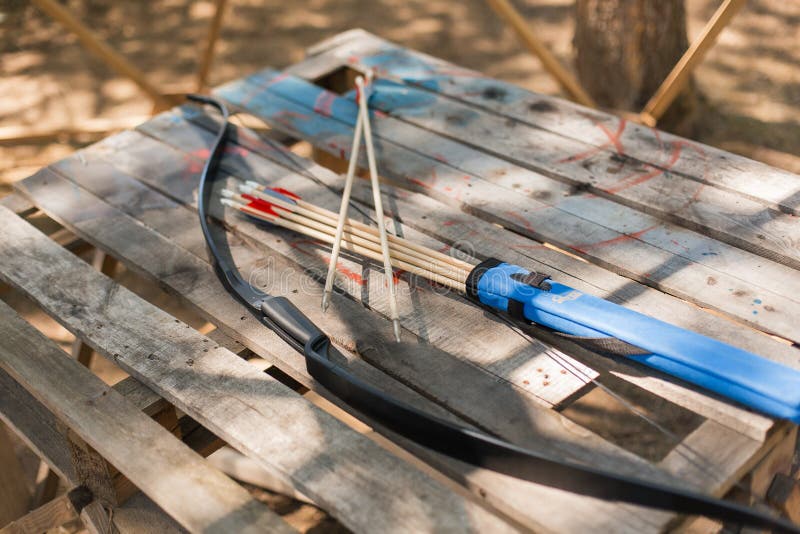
xmin=753 ymin=310 xmax=759 ymax=315
xmin=342 ymin=79 xmax=438 ymax=116
xmin=753 ymin=299 xmax=762 ymax=304
xmin=701 ymin=252 xmax=718 ymax=256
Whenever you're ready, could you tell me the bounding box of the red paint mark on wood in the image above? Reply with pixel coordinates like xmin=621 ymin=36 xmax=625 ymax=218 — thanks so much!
xmin=504 ymin=210 xmax=535 ymax=233
xmin=313 ymin=91 xmax=337 ymax=117
xmin=407 ymin=168 xmax=438 ymax=190
xmin=603 ymin=139 xmax=684 ymax=194
xmin=571 ymin=224 xmax=658 ymax=254
xmin=290 ymin=239 xmax=366 ymax=285
xmin=272 ymin=110 xmax=309 ymax=131
xmin=391 ymin=269 xmax=405 ymax=285
xmin=408 ymin=177 xmax=430 ymax=189
xmin=596 ymin=118 xmax=627 ymax=154
xmin=557 ymin=117 xmax=627 ymax=164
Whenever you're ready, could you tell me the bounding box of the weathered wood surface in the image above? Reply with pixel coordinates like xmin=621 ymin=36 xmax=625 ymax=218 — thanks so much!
xmin=0 ymin=366 xmax=221 ymax=534
xmin=159 ymin=108 xmax=794 ymax=439
xmin=0 ymin=297 xmax=292 ymax=534
xmin=126 ymin=115 xmax=595 ymax=406
xmin=55 ymin=110 xmax=766 ymax=453
xmin=288 ymin=49 xmax=800 ymax=273
xmin=21 ymin=112 xmax=797 ymax=530
xmin=17 ymin=157 xmax=692 ymax=533
xmin=212 ymin=73 xmax=800 ymax=345
xmin=124 ymin=111 xmax=790 ymax=500
xmin=0 ymin=204 xmax=518 ymax=533
xmin=295 ymin=29 xmax=800 ymax=217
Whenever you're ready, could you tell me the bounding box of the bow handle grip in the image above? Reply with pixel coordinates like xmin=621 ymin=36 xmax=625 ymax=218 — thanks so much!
xmin=261 ymin=296 xmax=325 ymax=349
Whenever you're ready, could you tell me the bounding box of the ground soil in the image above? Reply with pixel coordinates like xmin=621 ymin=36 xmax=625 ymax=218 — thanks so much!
xmin=1 ymin=0 xmax=798 ymax=531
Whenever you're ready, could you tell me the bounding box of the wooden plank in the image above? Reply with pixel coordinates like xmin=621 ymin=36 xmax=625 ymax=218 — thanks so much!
xmin=0 ymin=298 xmax=292 ymax=534
xmin=0 ymin=369 xmax=75 ymax=483
xmin=128 ymin=112 xmax=791 ymax=437
xmin=0 ymin=204 xmax=518 ymax=534
xmin=212 ymin=74 xmax=800 ymax=345
xmin=295 ymin=30 xmax=800 ymax=217
xmin=79 ymin=501 xmax=117 ymax=534
xmin=15 ymin=164 xmax=699 ymax=531
xmin=111 ymin=492 xmax=186 ymax=534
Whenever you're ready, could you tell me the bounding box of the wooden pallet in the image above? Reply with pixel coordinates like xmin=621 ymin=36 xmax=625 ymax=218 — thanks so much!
xmin=1 ymin=30 xmax=799 ymax=533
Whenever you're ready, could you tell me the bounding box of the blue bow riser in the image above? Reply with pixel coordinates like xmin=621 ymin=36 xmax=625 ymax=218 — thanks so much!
xmin=468 ymin=261 xmax=800 ymax=423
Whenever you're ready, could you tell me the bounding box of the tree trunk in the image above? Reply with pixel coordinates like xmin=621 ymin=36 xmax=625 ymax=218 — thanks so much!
xmin=574 ymin=0 xmax=697 ymax=130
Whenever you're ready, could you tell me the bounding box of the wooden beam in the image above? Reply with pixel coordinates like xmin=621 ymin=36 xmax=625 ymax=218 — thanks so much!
xmin=640 ymin=0 xmax=746 ymax=125
xmin=485 ymin=0 xmax=596 ymax=107
xmin=195 ymin=0 xmax=229 ymax=92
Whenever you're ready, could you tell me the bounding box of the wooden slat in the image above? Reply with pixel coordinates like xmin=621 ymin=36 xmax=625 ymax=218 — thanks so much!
xmin=15 ymin=163 xmax=699 ymax=532
xmin=0 ymin=204 xmax=517 ymax=534
xmin=111 ymin=493 xmax=187 ymax=534
xmin=212 ymin=73 xmax=800 ymax=344
xmin=295 ymin=30 xmax=800 ymax=217
xmin=0 ymin=298 xmax=291 ymax=534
